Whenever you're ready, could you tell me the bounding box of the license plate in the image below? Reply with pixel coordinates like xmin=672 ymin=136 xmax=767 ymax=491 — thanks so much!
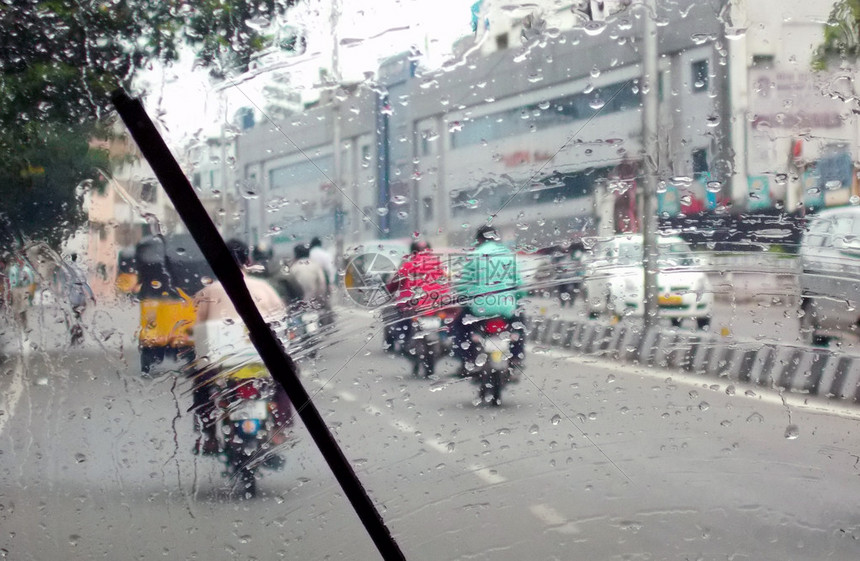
xmin=417 ymin=316 xmax=442 ymax=330
xmin=658 ymin=295 xmax=683 ymax=306
xmin=303 ymin=312 xmax=320 ymax=333
xmin=228 ymin=399 xmax=269 ymax=421
xmin=489 ymin=350 xmax=504 ymax=362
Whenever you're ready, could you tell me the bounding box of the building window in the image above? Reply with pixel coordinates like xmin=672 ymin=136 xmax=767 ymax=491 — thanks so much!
xmin=692 ymin=148 xmax=708 ymax=175
xmin=752 ymin=54 xmax=774 ymax=69
xmin=691 ymin=59 xmax=708 ymax=93
xmin=140 ymin=181 xmax=157 ymax=203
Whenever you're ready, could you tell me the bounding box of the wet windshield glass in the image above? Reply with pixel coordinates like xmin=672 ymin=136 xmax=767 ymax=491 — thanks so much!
xmin=4 ymin=0 xmax=860 ymax=559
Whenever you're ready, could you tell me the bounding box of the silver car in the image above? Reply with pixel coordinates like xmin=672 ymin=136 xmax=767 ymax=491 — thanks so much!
xmin=799 ymin=207 xmax=860 ymax=345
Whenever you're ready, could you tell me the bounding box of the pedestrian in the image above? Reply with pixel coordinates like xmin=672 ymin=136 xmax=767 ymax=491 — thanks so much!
xmin=7 ymin=256 xmax=35 ymax=331
xmin=64 ymin=253 xmax=94 ymax=344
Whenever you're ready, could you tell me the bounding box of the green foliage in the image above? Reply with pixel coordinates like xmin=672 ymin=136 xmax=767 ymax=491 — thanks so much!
xmin=813 ymin=0 xmax=860 ymax=70
xmin=0 ymin=0 xmax=295 ymax=248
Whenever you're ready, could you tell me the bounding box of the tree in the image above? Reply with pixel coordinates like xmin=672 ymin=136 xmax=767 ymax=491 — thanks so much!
xmin=0 ymin=0 xmax=296 ymax=248
xmin=813 ymin=0 xmax=860 ymax=70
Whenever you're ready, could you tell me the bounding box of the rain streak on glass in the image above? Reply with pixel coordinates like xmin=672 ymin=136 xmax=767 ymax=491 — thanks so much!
xmin=2 ymin=0 xmax=860 ymax=560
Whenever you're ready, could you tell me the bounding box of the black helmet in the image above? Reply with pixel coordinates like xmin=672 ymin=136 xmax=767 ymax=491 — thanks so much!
xmin=410 ymin=240 xmax=430 ymax=254
xmin=475 ymin=224 xmax=499 ymax=243
xmin=226 ymin=238 xmax=250 ymax=266
xmin=294 ymin=243 xmax=311 ymax=260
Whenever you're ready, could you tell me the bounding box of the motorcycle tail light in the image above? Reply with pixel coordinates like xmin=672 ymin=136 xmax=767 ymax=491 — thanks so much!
xmin=240 ymin=419 xmax=260 ymax=435
xmin=485 ymin=318 xmax=508 ymax=334
xmin=236 ymin=382 xmax=260 ymax=400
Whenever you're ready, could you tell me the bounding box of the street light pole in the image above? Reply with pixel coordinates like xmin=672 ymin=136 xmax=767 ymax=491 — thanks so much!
xmin=641 ymin=0 xmax=660 ymax=329
xmin=331 ymin=0 xmax=344 ymax=267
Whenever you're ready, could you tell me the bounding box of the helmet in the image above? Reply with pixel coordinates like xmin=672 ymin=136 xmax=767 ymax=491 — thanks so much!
xmin=410 ymin=240 xmax=431 ymax=254
xmin=475 ymin=224 xmax=499 ymax=243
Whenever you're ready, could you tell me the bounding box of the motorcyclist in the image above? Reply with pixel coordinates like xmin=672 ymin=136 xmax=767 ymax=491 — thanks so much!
xmin=309 ymin=237 xmax=336 ymax=325
xmin=287 ymin=243 xmax=328 ymax=312
xmin=454 ymin=224 xmax=526 ymax=375
xmin=385 ymin=239 xmax=450 ymax=351
xmin=191 ymin=238 xmax=293 ymax=456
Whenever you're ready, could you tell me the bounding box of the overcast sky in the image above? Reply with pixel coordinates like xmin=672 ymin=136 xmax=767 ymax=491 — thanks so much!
xmin=139 ymin=0 xmax=478 ymax=144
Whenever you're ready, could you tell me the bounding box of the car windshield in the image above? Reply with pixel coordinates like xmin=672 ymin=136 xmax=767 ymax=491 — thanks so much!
xmin=4 ymin=1 xmax=860 ymax=559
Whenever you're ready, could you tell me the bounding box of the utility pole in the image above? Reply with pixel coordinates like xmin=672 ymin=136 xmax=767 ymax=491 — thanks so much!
xmin=331 ymin=0 xmax=344 ymax=269
xmin=641 ymin=0 xmax=659 ymax=329
xmin=220 ymin=116 xmax=228 ymax=236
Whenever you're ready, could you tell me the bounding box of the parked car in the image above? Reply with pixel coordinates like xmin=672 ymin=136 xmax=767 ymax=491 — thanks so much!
xmin=798 ymin=207 xmax=860 ymax=346
xmin=583 ymin=234 xmax=713 ymax=329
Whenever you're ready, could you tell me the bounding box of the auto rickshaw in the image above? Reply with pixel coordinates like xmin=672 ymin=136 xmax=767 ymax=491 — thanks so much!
xmin=115 ymin=246 xmax=139 ymax=295
xmin=136 ymin=234 xmax=213 ymax=373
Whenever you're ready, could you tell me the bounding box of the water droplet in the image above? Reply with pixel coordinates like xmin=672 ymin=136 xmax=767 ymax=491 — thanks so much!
xmin=551 ymin=414 xmax=561 ymax=425
xmin=590 ymin=65 xmax=601 ymax=78
xmin=240 ymin=180 xmax=259 ymax=199
xmin=377 ymin=207 xmax=389 ymax=216
xmin=589 ymin=97 xmax=606 ymax=110
xmin=529 ymin=424 xmax=539 ymax=434
xmin=446 ymin=442 xmax=455 ymax=452
xmin=706 ymin=181 xmax=722 ymax=193
xmin=725 ymin=385 xmax=736 ymax=396
xmin=784 ymin=424 xmax=800 ymax=440
xmin=391 ymin=195 xmax=407 ymax=205
xmin=698 ymin=401 xmax=710 ymax=411
xmin=448 ymin=121 xmax=462 ymax=133
xmin=582 ymin=20 xmax=607 ymax=36
xmin=74 ymin=453 xmax=87 ymax=463
xmin=746 ymin=412 xmax=764 ymax=423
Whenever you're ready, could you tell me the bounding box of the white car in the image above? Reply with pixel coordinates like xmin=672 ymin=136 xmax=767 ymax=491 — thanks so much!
xmin=583 ymin=235 xmax=714 ymax=329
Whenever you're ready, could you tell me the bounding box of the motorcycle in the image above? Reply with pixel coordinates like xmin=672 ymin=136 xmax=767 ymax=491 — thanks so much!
xmin=285 ymin=308 xmax=323 ymax=359
xmin=403 ymin=313 xmax=443 ymax=377
xmin=467 ymin=317 xmax=518 ymax=406
xmin=208 ymin=362 xmax=284 ymax=499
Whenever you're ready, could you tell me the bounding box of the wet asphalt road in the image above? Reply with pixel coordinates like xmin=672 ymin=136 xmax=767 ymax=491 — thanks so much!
xmin=1 ymin=304 xmax=860 ymax=560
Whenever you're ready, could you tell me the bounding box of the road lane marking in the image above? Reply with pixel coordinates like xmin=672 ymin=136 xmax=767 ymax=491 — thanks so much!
xmin=425 ymin=440 xmax=450 ymax=454
xmin=529 ymin=503 xmax=581 ymax=534
xmin=533 ymin=345 xmax=860 ymax=420
xmin=309 ymin=372 xmax=512 ymax=486
xmin=468 ymin=464 xmax=507 ymax=485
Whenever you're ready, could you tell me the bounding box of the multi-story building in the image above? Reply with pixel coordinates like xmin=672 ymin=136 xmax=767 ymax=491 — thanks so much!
xmin=236 ymin=0 xmax=726 ymax=256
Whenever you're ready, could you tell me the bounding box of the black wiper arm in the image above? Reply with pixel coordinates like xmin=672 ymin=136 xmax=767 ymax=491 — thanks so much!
xmin=111 ymin=89 xmax=406 ymax=561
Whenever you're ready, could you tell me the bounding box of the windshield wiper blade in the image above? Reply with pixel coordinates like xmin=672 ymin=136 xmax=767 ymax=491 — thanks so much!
xmin=111 ymin=89 xmax=406 ymax=561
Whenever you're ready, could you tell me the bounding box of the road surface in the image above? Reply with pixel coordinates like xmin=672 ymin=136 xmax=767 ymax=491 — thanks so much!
xmin=1 ymin=303 xmax=859 ymax=560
